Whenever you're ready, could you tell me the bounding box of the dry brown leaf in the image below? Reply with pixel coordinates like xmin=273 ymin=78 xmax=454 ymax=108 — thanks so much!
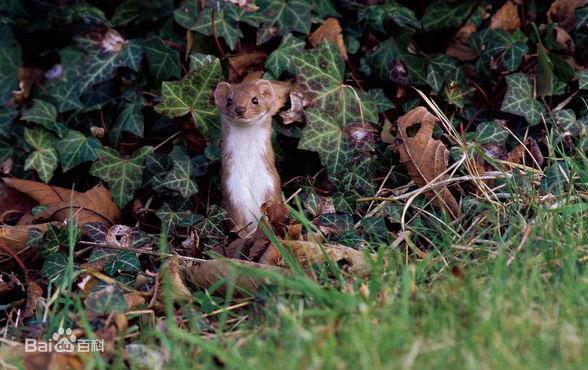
xmin=228 ymin=51 xmax=267 ymax=83
xmin=548 ymin=0 xmax=588 ymax=31
xmin=394 ymin=107 xmax=460 ymax=218
xmin=507 ymin=138 xmax=544 ymax=167
xmin=23 ymin=279 xmax=43 ymax=318
xmin=0 ymin=223 xmax=56 ymax=254
xmin=3 ymin=178 xmax=120 ymax=225
xmin=0 ymin=345 xmax=88 ymax=370
xmin=446 ymin=24 xmax=478 ymax=61
xmin=309 ymin=18 xmax=348 ymax=60
xmin=280 ymin=83 xmax=313 ymax=124
xmin=149 ymin=257 xmax=192 ymax=309
xmin=261 ymin=240 xmax=373 ymax=277
xmin=182 ymin=259 xmax=291 ymax=295
xmin=490 ymin=1 xmax=521 ymax=31
xmin=0 ymin=182 xmax=35 ymax=224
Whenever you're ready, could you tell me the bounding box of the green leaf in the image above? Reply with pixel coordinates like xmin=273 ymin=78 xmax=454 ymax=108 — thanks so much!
xmin=365 ymin=38 xmax=428 ymax=85
xmin=292 ymin=41 xmax=378 ymax=125
xmin=155 ymin=58 xmax=223 ymax=139
xmin=298 ymin=108 xmax=352 ymax=177
xmin=312 ymin=0 xmax=340 ymax=18
xmin=21 ymin=99 xmax=67 ymax=137
xmin=0 ymin=107 xmax=17 ymax=138
xmin=85 ymin=285 xmax=128 ymax=314
xmin=192 ymin=8 xmax=243 ymax=50
xmin=173 ymin=0 xmax=199 ymax=29
xmin=90 ymin=146 xmax=153 ymax=208
xmin=422 ymin=0 xmax=475 ymax=31
xmin=426 ymin=55 xmax=461 ymax=93
xmin=143 ymin=37 xmax=181 ymax=85
xmin=195 ymin=205 xmax=227 ymax=240
xmin=256 ymin=0 xmax=311 ymax=45
xmin=110 ymin=103 xmax=144 ymax=146
xmin=363 ymin=2 xmax=421 ymax=33
xmin=536 ymin=43 xmax=553 ymax=97
xmin=158 ymin=147 xmax=198 ymax=198
xmin=500 ymin=73 xmax=546 ymax=126
xmin=156 ymin=203 xmax=203 ymax=234
xmin=579 ymin=70 xmax=588 ymax=90
xmin=552 ymin=109 xmax=582 ymax=135
xmin=475 ymin=121 xmax=509 ymax=145
xmin=45 ymin=48 xmax=84 ymax=112
xmin=0 ymin=45 xmax=20 ymax=104
xmin=104 ymin=250 xmax=140 ymax=275
xmin=42 ymin=253 xmax=72 ymax=285
xmin=265 ymin=34 xmax=305 ymax=77
xmin=56 ymin=129 xmax=101 ymax=172
xmin=24 ymin=128 xmax=59 ymax=183
xmin=80 ymin=39 xmax=143 ymax=93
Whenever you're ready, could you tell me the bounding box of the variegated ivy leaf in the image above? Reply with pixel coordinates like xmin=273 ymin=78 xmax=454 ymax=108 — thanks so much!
xmin=265 ymin=34 xmax=305 ymax=77
xmin=110 ymin=103 xmax=144 ymax=146
xmin=256 ymin=0 xmax=311 ymax=45
xmin=500 ymin=73 xmax=546 ymax=126
xmin=422 ymin=0 xmax=475 ymax=31
xmin=143 ymin=37 xmax=181 ymax=85
xmin=472 ymin=29 xmax=528 ymax=75
xmin=90 ymin=146 xmax=153 ymax=208
xmin=42 ymin=252 xmax=73 ymax=285
xmin=298 ymin=108 xmax=353 ymax=177
xmin=195 ymin=205 xmax=227 ymax=240
xmin=361 ymin=2 xmax=421 ymax=33
xmin=475 ymin=121 xmax=509 ymax=145
xmin=365 ymin=37 xmax=428 ymax=86
xmin=426 ymin=55 xmax=463 ymax=93
xmin=367 ymin=89 xmax=394 ymax=112
xmin=21 ymin=99 xmax=68 ymax=137
xmin=338 ymin=158 xmax=376 ymax=194
xmin=104 ymin=250 xmax=140 ymax=276
xmin=189 ymin=53 xmax=217 ymax=71
xmin=45 ymin=48 xmax=84 ymax=113
xmin=156 ymin=203 xmax=203 ymax=234
xmin=80 ymin=39 xmax=143 ymax=93
xmin=312 ymin=0 xmax=340 ymax=18
xmin=155 ymin=58 xmax=223 ymax=139
xmin=0 ymin=45 xmax=20 ymax=104
xmin=173 ymin=0 xmax=199 ymax=29
xmin=552 ymin=109 xmax=582 ymax=135
xmin=24 ymin=128 xmax=59 ymax=183
xmin=578 ymin=70 xmax=588 ymax=90
xmin=159 ymin=146 xmax=198 ymax=198
xmin=192 ymin=8 xmax=243 ymax=51
xmin=292 ymin=41 xmax=378 ymax=125
xmin=56 ymin=129 xmax=101 ymax=172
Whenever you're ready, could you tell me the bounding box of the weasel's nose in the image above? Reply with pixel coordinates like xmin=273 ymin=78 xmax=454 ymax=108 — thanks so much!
xmin=235 ymin=106 xmax=246 ymax=115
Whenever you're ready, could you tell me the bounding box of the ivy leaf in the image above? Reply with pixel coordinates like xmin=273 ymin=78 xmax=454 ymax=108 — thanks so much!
xmin=365 ymin=38 xmax=428 ymax=86
xmin=500 ymin=73 xmax=546 ymax=126
xmin=80 ymin=39 xmax=143 ymax=93
xmin=56 ymin=129 xmax=101 ymax=172
xmin=41 ymin=252 xmax=71 ymax=285
xmin=579 ymin=70 xmax=588 ymax=90
xmin=90 ymin=146 xmax=153 ymax=208
xmin=552 ymin=109 xmax=582 ymax=135
xmin=104 ymin=250 xmax=140 ymax=276
xmin=192 ymin=8 xmax=243 ymax=50
xmin=426 ymin=55 xmax=461 ymax=93
xmin=536 ymin=43 xmax=554 ymax=97
xmin=0 ymin=107 xmax=17 ymax=138
xmin=422 ymin=0 xmax=475 ymax=31
xmin=143 ymin=37 xmax=181 ymax=85
xmin=362 ymin=2 xmax=421 ymax=33
xmin=195 ymin=205 xmax=227 ymax=240
xmin=158 ymin=147 xmax=198 ymax=198
xmin=85 ymin=285 xmax=128 ymax=314
xmin=265 ymin=34 xmax=305 ymax=77
xmin=312 ymin=0 xmax=340 ymax=18
xmin=156 ymin=203 xmax=203 ymax=234
xmin=155 ymin=58 xmax=223 ymax=139
xmin=173 ymin=0 xmax=199 ymax=29
xmin=292 ymin=41 xmax=378 ymax=125
xmin=21 ymin=100 xmax=68 ymax=137
xmin=0 ymin=45 xmax=20 ymax=104
xmin=298 ymin=108 xmax=352 ymax=177
xmin=476 ymin=121 xmax=509 ymax=145
xmin=256 ymin=0 xmax=312 ymax=45
xmin=474 ymin=29 xmax=528 ymax=74
xmin=110 ymin=103 xmax=144 ymax=146
xmin=45 ymin=48 xmax=84 ymax=113
xmin=24 ymin=128 xmax=59 ymax=183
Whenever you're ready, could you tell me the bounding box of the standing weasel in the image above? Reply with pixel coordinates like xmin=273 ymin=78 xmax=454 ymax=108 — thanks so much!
xmin=213 ymin=79 xmax=282 ymax=237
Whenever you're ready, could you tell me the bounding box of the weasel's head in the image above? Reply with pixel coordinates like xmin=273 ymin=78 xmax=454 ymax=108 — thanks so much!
xmin=214 ymin=80 xmax=275 ymax=124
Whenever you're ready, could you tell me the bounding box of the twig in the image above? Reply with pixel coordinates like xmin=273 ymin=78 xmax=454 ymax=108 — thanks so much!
xmin=78 ymin=240 xmax=206 ymax=263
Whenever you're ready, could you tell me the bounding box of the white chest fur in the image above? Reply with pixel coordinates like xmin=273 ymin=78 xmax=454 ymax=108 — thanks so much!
xmin=223 ymin=118 xmax=275 ymax=230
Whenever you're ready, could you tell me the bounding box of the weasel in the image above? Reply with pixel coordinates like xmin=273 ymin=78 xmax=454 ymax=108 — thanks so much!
xmin=213 ymin=79 xmax=282 ymax=237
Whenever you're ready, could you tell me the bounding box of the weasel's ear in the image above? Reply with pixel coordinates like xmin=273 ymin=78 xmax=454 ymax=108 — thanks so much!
xmin=255 ymin=80 xmax=275 ymax=101
xmin=213 ymin=82 xmax=231 ymax=107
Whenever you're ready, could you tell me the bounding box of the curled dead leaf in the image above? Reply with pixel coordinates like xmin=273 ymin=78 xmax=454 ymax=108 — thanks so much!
xmin=490 ymin=1 xmax=521 ymax=31
xmin=0 ymin=223 xmax=57 ymax=255
xmin=149 ymin=257 xmax=192 ymax=309
xmin=309 ymin=18 xmax=348 ymax=60
xmin=394 ymin=107 xmax=460 ymax=218
xmin=547 ymin=0 xmax=588 ymax=31
xmin=446 ymin=24 xmax=478 ymax=61
xmin=228 ymin=51 xmax=267 ymax=83
xmin=507 ymin=138 xmax=544 ymax=167
xmin=280 ymin=83 xmax=313 ymax=124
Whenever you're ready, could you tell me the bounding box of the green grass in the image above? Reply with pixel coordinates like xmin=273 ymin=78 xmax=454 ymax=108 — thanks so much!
xmin=8 ymin=150 xmax=588 ymax=370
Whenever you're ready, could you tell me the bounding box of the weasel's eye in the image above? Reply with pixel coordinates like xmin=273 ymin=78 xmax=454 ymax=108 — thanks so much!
xmin=226 ymin=98 xmax=233 ymax=107
xmin=251 ymin=97 xmax=258 ymax=105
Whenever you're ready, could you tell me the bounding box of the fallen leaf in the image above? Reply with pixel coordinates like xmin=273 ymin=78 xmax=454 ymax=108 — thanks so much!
xmin=228 ymin=51 xmax=266 ymax=83
xmin=490 ymin=1 xmax=521 ymax=31
xmin=149 ymin=257 xmax=192 ymax=309
xmin=507 ymin=138 xmax=544 ymax=167
xmin=309 ymin=18 xmax=348 ymax=60
xmin=0 ymin=345 xmax=88 ymax=370
xmin=280 ymin=83 xmax=313 ymax=124
xmin=0 ymin=223 xmax=56 ymax=254
xmin=547 ymin=0 xmax=588 ymax=31
xmin=446 ymin=24 xmax=478 ymax=61
xmin=394 ymin=107 xmax=460 ymax=218
xmin=3 ymin=178 xmax=120 ymax=225
xmin=23 ymin=279 xmax=43 ymax=318
xmin=0 ymin=182 xmax=35 ymax=224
